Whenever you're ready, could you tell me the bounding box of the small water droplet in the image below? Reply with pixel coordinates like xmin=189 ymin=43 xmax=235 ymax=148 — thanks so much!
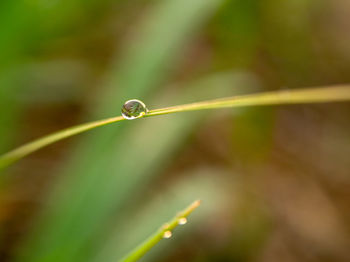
xmin=163 ymin=230 xmax=172 ymax=239
xmin=121 ymin=99 xmax=148 ymax=120
xmin=178 ymin=217 xmax=187 ymax=225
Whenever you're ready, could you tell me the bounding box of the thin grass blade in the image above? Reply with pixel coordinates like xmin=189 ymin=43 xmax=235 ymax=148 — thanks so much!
xmin=1 ymin=85 xmax=349 ymax=170
xmin=148 ymin=85 xmax=350 ymax=116
xmin=120 ymin=200 xmax=201 ymax=262
xmin=0 ymin=116 xmax=124 ymax=169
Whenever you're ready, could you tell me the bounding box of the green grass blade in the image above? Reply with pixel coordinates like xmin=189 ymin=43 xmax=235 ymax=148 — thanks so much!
xmin=95 ymin=168 xmax=231 ymax=262
xmin=1 ymin=85 xmax=349 ymax=170
xmin=0 ymin=116 xmax=124 ymax=169
xmin=120 ymin=200 xmax=201 ymax=262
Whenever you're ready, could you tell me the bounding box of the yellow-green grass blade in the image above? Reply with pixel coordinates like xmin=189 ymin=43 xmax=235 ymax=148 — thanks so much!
xmin=0 ymin=116 xmax=124 ymax=170
xmin=120 ymin=200 xmax=201 ymax=262
xmin=14 ymin=0 xmax=227 ymax=252
xmin=148 ymin=85 xmax=350 ymax=116
xmin=1 ymin=85 xmax=349 ymax=170
xmin=95 ymin=168 xmax=232 ymax=262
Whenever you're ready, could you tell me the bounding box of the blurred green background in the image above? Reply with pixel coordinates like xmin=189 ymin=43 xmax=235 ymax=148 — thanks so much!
xmin=1 ymin=0 xmax=350 ymax=261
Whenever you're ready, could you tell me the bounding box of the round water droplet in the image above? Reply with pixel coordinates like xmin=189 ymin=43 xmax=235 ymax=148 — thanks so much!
xmin=163 ymin=230 xmax=172 ymax=239
xmin=121 ymin=99 xmax=148 ymax=120
xmin=178 ymin=217 xmax=187 ymax=225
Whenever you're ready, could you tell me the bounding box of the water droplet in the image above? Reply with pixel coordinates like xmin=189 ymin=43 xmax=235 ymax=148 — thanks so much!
xmin=163 ymin=230 xmax=172 ymax=239
xmin=121 ymin=99 xmax=148 ymax=120
xmin=178 ymin=217 xmax=187 ymax=225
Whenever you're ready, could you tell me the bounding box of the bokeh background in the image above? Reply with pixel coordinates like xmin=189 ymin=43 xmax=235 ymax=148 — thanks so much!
xmin=1 ymin=0 xmax=350 ymax=261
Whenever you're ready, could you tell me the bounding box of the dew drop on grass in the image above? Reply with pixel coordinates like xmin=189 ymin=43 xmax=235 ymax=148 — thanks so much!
xmin=178 ymin=217 xmax=187 ymax=225
xmin=163 ymin=230 xmax=172 ymax=239
xmin=121 ymin=99 xmax=148 ymax=120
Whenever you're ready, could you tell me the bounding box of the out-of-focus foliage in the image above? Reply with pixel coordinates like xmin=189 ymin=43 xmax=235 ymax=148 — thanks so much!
xmin=1 ymin=0 xmax=350 ymax=262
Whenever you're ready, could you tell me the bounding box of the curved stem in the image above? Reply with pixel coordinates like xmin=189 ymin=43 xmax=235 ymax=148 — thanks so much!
xmin=0 ymin=116 xmax=124 ymax=169
xmin=1 ymin=85 xmax=350 ymax=170
xmin=147 ymin=85 xmax=350 ymax=116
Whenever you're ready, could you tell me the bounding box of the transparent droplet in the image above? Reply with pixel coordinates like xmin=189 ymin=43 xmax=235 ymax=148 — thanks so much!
xmin=163 ymin=230 xmax=172 ymax=239
xmin=121 ymin=99 xmax=148 ymax=120
xmin=178 ymin=217 xmax=187 ymax=225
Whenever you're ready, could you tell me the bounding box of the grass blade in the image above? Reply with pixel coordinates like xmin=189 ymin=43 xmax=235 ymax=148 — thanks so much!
xmin=1 ymin=85 xmax=349 ymax=170
xmin=0 ymin=116 xmax=124 ymax=170
xmin=120 ymin=200 xmax=201 ymax=262
xmin=148 ymin=85 xmax=350 ymax=116
xmin=95 ymin=168 xmax=230 ymax=262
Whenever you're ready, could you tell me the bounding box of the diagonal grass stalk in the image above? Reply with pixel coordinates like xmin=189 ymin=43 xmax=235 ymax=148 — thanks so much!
xmin=120 ymin=200 xmax=201 ymax=262
xmin=0 ymin=116 xmax=124 ymax=170
xmin=0 ymin=85 xmax=349 ymax=170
